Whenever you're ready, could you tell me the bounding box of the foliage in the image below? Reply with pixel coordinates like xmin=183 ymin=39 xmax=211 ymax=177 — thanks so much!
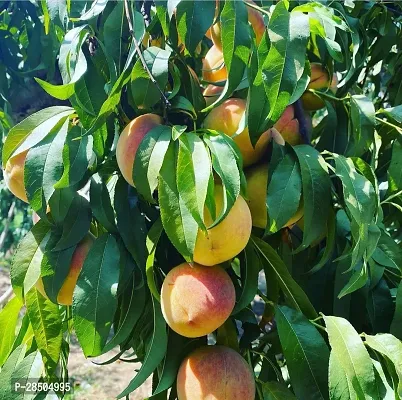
xmin=0 ymin=0 xmax=402 ymax=399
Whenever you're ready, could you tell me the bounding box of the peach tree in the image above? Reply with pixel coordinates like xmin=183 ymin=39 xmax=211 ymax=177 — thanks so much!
xmin=0 ymin=0 xmax=402 ymax=399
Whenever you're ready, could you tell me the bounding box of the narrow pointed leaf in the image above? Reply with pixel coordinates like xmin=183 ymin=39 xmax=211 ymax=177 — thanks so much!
xmin=276 ymin=305 xmax=329 ymax=400
xmin=73 ymin=235 xmax=120 ymax=357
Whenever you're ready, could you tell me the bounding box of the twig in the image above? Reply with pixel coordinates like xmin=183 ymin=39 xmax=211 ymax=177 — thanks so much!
xmin=293 ymin=99 xmax=310 ymax=145
xmin=124 ymin=0 xmax=170 ymax=107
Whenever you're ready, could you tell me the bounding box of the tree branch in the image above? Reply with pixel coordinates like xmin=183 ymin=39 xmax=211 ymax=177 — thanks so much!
xmin=124 ymin=0 xmax=170 ymax=107
xmin=293 ymin=99 xmax=310 ymax=145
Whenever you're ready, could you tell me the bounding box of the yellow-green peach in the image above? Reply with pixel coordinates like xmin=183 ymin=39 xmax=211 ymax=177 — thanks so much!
xmin=193 ymin=184 xmax=252 ymax=266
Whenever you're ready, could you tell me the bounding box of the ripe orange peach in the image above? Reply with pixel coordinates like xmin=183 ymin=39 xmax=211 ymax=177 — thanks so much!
xmin=302 ymin=63 xmax=338 ymax=111
xmin=3 ymin=150 xmax=29 ymax=203
xmin=161 ymin=263 xmax=235 ymax=338
xmin=202 ymin=45 xmax=227 ymax=84
xmin=116 ymin=114 xmax=163 ymax=187
xmin=36 ymin=234 xmax=94 ymax=305
xmin=177 ymin=345 xmax=256 ymax=400
xmin=245 ymin=163 xmax=303 ymax=229
xmin=203 ymin=84 xmax=224 ymax=106
xmin=211 ymin=0 xmax=265 ymax=49
xmin=273 ymin=105 xmax=301 ymax=146
xmin=203 ymin=98 xmax=271 ymax=167
xmin=194 ymin=184 xmax=252 ymax=266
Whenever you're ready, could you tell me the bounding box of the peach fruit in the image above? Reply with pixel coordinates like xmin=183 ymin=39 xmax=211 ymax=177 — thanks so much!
xmin=302 ymin=63 xmax=338 ymax=111
xmin=210 ymin=0 xmax=265 ymax=49
xmin=116 ymin=114 xmax=163 ymax=187
xmin=177 ymin=345 xmax=256 ymax=400
xmin=193 ymin=184 xmax=252 ymax=266
xmin=161 ymin=262 xmax=235 ymax=338
xmin=203 ymin=98 xmax=271 ymax=167
xmin=202 ymin=45 xmax=227 ymax=83
xmin=3 ymin=150 xmax=29 ymax=203
xmin=203 ymin=84 xmax=224 ymax=106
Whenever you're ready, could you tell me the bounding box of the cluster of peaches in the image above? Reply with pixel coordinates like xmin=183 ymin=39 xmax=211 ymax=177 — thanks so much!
xmin=1 ymin=4 xmax=337 ymax=398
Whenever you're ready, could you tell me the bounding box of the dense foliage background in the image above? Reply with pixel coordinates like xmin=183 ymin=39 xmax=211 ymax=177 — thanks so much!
xmin=1 ymin=0 xmax=402 ymax=399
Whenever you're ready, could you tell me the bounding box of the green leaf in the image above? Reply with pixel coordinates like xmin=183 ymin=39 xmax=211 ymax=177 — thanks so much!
xmin=48 ymin=188 xmax=76 ymax=226
xmin=102 ymin=268 xmax=146 ymax=353
xmin=40 ymin=238 xmax=76 ymax=304
xmin=134 ymin=125 xmax=172 ymax=203
xmin=11 ymin=351 xmax=43 ymax=400
xmin=177 ymin=133 xmax=210 ymax=230
xmin=146 ymin=218 xmax=164 ymax=301
xmin=167 ymin=0 xmax=182 ymax=19
xmin=308 ymin=208 xmax=336 ymax=274
xmin=24 ymin=118 xmax=69 ymax=213
xmin=0 ymin=344 xmax=27 ymax=400
xmin=159 ymin=142 xmax=197 ymax=258
xmin=334 ymin=155 xmax=376 ymax=225
xmin=391 ymin=282 xmax=402 ymax=340
xmin=387 ymin=140 xmax=402 ymax=196
xmin=323 ymin=315 xmax=377 ymax=399
xmin=170 ymin=96 xmax=197 ymax=119
xmin=293 ymin=145 xmax=331 ymax=249
xmin=338 ymin=261 xmax=368 ymax=298
xmin=55 ymin=125 xmax=93 ymax=188
xmin=152 ymin=333 xmax=202 ymax=396
xmin=203 ymin=133 xmax=240 ymax=228
xmin=176 ymin=0 xmax=215 ymax=54
xmin=36 ymin=26 xmax=90 ymax=100
xmin=232 ymin=243 xmax=261 ymax=314
xmin=372 ymin=358 xmax=395 ymax=400
xmin=10 ymin=220 xmax=51 ymax=300
xmin=262 ymin=381 xmax=297 ymax=400
xmin=329 ymin=351 xmax=355 ymax=400
xmin=85 ymin=43 xmax=138 ymax=135
xmin=73 ymin=234 xmax=120 ymax=357
xmin=0 ymin=297 xmax=23 ymax=366
xmin=25 ymin=288 xmax=62 ymax=373
xmin=102 ymin=1 xmax=129 ymax=78
xmin=364 ymin=334 xmax=402 ymax=397
xmin=90 ymin=173 xmax=117 ymax=232
xmin=276 ymin=305 xmax=329 ymax=400
xmin=118 ymin=297 xmax=168 ymax=398
xmin=379 ymin=105 xmax=402 ymax=124
xmin=79 ymin=0 xmax=108 ymax=21
xmin=267 ymin=153 xmax=302 ymax=233
xmin=216 ymin=318 xmax=239 ymax=351
xmin=249 ymin=5 xmax=309 ymax=143
xmin=52 ymin=194 xmax=91 ymax=251
xmin=252 ymin=236 xmax=317 ymax=319
xmin=203 ymin=0 xmax=251 ymax=111
xmin=46 ymin=0 xmax=68 ymax=26
xmin=348 ymin=95 xmax=375 ymax=157
xmin=131 ymin=47 xmax=171 ymax=109
xmin=2 ymin=106 xmax=74 ymax=166
xmin=114 ymin=179 xmax=147 ymax=269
